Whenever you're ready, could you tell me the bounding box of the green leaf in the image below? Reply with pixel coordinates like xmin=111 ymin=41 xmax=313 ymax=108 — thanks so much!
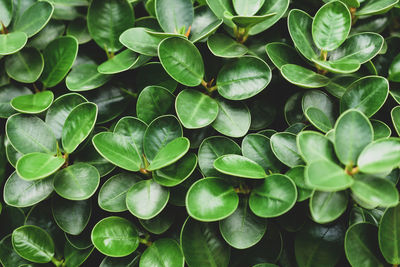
xmin=0 ymin=235 xmax=30 ymax=267
xmin=98 ymin=173 xmax=141 ymax=212
xmin=357 ymin=138 xmax=400 ymax=174
xmin=180 ymin=217 xmax=230 ymax=267
xmin=13 ymin=1 xmax=54 ymax=37
xmin=5 ymin=47 xmax=44 ymax=83
xmin=345 ymin=223 xmax=385 ymax=267
xmin=249 ymin=174 xmax=297 ymax=217
xmin=40 ymin=36 xmax=78 ymax=88
xmin=137 ymin=86 xmax=174 ymax=124
xmin=97 ymin=50 xmax=144 ymax=75
xmin=287 ymin=9 xmax=318 ymax=60
xmin=389 ymin=53 xmax=400 ymax=82
xmin=126 ymin=179 xmax=170 ymax=219
xmin=158 ymin=37 xmax=204 ymax=87
xmin=52 ymin=196 xmax=91 ymax=235
xmin=305 ymin=107 xmax=333 ymax=133
xmin=233 ymin=0 xmax=264 ymax=16
xmin=120 ymin=27 xmax=173 ymax=57
xmin=147 ymin=137 xmax=190 ymax=171
xmin=312 ymin=58 xmax=360 ymax=74
xmin=217 ymin=56 xmax=271 ymax=100
xmin=0 ymin=32 xmax=27 ymax=56
xmin=379 ymin=204 xmax=400 ymax=264
xmin=155 ymin=0 xmax=193 ymax=33
xmin=139 ymin=208 xmax=175 ymax=235
xmin=310 ymin=191 xmax=348 ymax=223
xmin=153 ymin=152 xmax=197 ymax=187
xmin=63 ymin=242 xmax=94 ymax=267
xmin=351 ymin=174 xmax=399 ymax=207
xmin=205 ymin=0 xmax=235 ymax=28
xmin=334 ymin=109 xmax=373 ymax=166
xmin=140 ymin=238 xmax=184 ymax=267
xmin=176 ymin=89 xmax=218 ymax=129
xmin=3 ymin=172 xmax=54 ymax=207
xmin=143 ymin=115 xmax=182 ymax=162
xmin=87 ymin=0 xmax=135 ymax=52
xmin=295 ymin=222 xmax=344 ymax=267
xmin=265 ymin=42 xmax=304 ymax=70
xmin=312 ymin=1 xmax=351 ymax=51
xmin=207 ymin=33 xmax=248 ymax=58
xmin=92 ymin=132 xmax=142 ymax=172
xmin=45 ymin=93 xmax=87 ymax=140
xmin=28 ymin=19 xmax=66 ymax=51
xmin=16 ymin=152 xmax=64 ymax=180
xmin=190 ymin=6 xmax=222 ymax=42
xmin=305 ymin=160 xmax=353 ymax=191
xmin=212 ymin=98 xmax=251 ymax=137
xmin=297 ymin=131 xmax=337 ymax=163
xmin=62 ymin=102 xmax=97 ymax=153
xmin=0 ymin=84 xmax=31 ymax=118
xmin=66 ymin=63 xmax=111 ymax=91
xmin=270 ymin=132 xmax=304 ymax=167
xmin=214 ymin=154 xmax=267 ymax=179
xmin=198 ymin=136 xmax=241 ymax=177
xmin=0 ymin=0 xmax=13 ymax=27
xmin=371 ymin=119 xmax=392 ymax=140
xmin=186 ymin=177 xmax=238 ymax=222
xmin=230 ymin=13 xmax=276 ymax=29
xmin=340 ymin=76 xmax=389 ymax=117
xmin=6 ymin=114 xmax=57 ymax=154
xmin=302 ymin=90 xmax=335 ymax=126
xmin=356 ymin=0 xmax=399 ymax=16
xmin=219 ymin=197 xmax=267 ymax=249
xmin=329 ymin=32 xmax=384 ymax=64
xmin=66 ymin=18 xmax=91 ymax=44
xmin=392 ymin=106 xmax=400 ymax=136
xmin=281 ymin=64 xmax=330 ymax=88
xmin=248 ymin=0 xmax=289 ymax=35
xmin=91 ymin=216 xmax=139 ymax=257
xmin=286 ymin=166 xmax=313 ymax=202
xmin=242 ymin=133 xmax=282 ymax=173
xmin=11 ymin=91 xmax=53 ymax=114
xmin=53 ymin=163 xmax=100 ymax=200
xmin=12 ymin=225 xmax=54 ymax=263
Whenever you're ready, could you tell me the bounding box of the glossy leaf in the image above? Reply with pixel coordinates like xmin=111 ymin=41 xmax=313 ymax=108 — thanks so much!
xmin=91 ymin=216 xmax=139 ymax=257
xmin=53 ymin=163 xmax=100 ymax=200
xmin=306 ymin=160 xmax=353 ymax=191
xmin=0 ymin=84 xmax=31 ymax=118
xmin=312 ymin=1 xmax=351 ymax=51
xmin=281 ymin=64 xmax=330 ymax=88
xmin=140 ymin=238 xmax=184 ymax=267
xmin=356 ymin=0 xmax=399 ymax=16
xmin=0 ymin=32 xmax=27 ymax=56
xmin=13 ymin=1 xmax=54 ymax=37
xmin=40 ymin=36 xmax=78 ymax=88
xmin=62 ymin=102 xmax=97 ymax=153
xmin=176 ymin=89 xmax=218 ymax=129
xmin=219 ymin=197 xmax=267 ymax=249
xmin=147 ymin=137 xmax=190 ymax=171
xmin=334 ymin=109 xmax=373 ymax=166
xmin=0 ymin=0 xmax=13 ymax=27
xmin=310 ymin=191 xmax=348 ymax=223
xmin=16 ymin=152 xmax=64 ymax=180
xmin=270 ymin=132 xmax=304 ymax=167
xmin=207 ymin=33 xmax=248 ymax=58
xmin=392 ymin=106 xmax=400 ymax=136
xmin=126 ymin=179 xmax=170 ymax=220
xmin=155 ymin=0 xmax=193 ymax=33
xmin=11 ymin=91 xmax=53 ymax=114
xmin=379 ymin=204 xmax=400 ymax=264
xmin=214 ymin=154 xmax=266 ymax=179
xmin=186 ymin=177 xmax=238 ymax=221
xmin=297 ymin=131 xmax=336 ymax=163
xmin=87 ymin=0 xmax=135 ymax=52
xmin=265 ymin=42 xmax=304 ymax=69
xmin=66 ymin=63 xmax=111 ymax=91
xmin=137 ymin=86 xmax=174 ymax=124
xmin=357 ymin=138 xmax=400 ymax=174
xmin=158 ymin=37 xmax=204 ymax=87
xmin=5 ymin=47 xmax=44 ymax=83
xmin=12 ymin=225 xmax=54 ymax=263
xmin=217 ymin=56 xmax=271 ymax=100
xmin=98 ymin=173 xmax=141 ymax=212
xmin=249 ymin=0 xmax=289 ymax=35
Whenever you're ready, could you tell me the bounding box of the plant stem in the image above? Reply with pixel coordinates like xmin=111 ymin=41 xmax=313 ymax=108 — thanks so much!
xmin=139 ymin=237 xmax=152 ymax=247
xmin=201 ymin=79 xmax=218 ymax=94
xmin=0 ymin=21 xmax=8 ymax=34
xmin=119 ymin=87 xmax=138 ymax=98
xmin=33 ymin=83 xmax=40 ymax=93
xmin=51 ymin=257 xmax=64 ymax=267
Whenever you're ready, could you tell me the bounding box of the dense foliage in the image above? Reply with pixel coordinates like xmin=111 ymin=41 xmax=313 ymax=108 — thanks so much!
xmin=1 ymin=0 xmax=400 ymax=266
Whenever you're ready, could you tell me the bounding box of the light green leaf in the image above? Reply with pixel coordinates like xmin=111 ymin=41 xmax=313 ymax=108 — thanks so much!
xmin=16 ymin=152 xmax=64 ymax=180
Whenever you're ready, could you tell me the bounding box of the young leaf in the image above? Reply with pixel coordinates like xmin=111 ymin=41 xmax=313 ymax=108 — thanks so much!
xmin=147 ymin=137 xmax=190 ymax=171
xmin=0 ymin=32 xmax=27 ymax=56
xmin=270 ymin=132 xmax=304 ymax=167
xmin=207 ymin=33 xmax=248 ymax=58
xmin=140 ymin=239 xmax=184 ymax=267
xmin=5 ymin=47 xmax=44 ymax=83
xmin=297 ymin=131 xmax=337 ymax=163
xmin=281 ymin=64 xmax=330 ymax=88
xmin=91 ymin=216 xmax=139 ymax=257
xmin=11 ymin=91 xmax=53 ymax=114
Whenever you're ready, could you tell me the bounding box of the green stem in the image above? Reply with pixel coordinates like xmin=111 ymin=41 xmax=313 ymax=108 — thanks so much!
xmin=201 ymin=79 xmax=218 ymax=94
xmin=51 ymin=257 xmax=64 ymax=267
xmin=119 ymin=87 xmax=138 ymax=98
xmin=139 ymin=237 xmax=152 ymax=247
xmin=320 ymin=50 xmax=328 ymax=61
